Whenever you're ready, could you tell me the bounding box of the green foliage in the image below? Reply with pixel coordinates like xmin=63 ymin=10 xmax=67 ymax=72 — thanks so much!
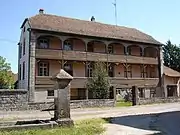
xmin=87 ymin=61 xmax=110 ymax=99
xmin=163 ymin=40 xmax=180 ymax=72
xmin=0 ymin=118 xmax=106 ymax=135
xmin=0 ymin=56 xmax=13 ymax=88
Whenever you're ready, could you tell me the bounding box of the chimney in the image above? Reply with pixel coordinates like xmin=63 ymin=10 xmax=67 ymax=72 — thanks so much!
xmin=91 ymin=16 xmax=95 ymax=22
xmin=39 ymin=9 xmax=44 ymax=14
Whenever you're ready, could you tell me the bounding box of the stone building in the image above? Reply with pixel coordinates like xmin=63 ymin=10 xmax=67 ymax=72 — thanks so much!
xmin=17 ymin=9 xmax=164 ymax=102
xmin=163 ymin=66 xmax=180 ymax=97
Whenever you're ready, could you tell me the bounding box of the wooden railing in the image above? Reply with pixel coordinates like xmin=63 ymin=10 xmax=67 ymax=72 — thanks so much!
xmin=35 ymin=76 xmax=159 ymax=89
xmin=35 ymin=49 xmax=158 ymax=64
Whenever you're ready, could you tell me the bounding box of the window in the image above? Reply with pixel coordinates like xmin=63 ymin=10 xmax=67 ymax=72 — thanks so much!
xmin=38 ymin=62 xmax=49 ymax=76
xmin=47 ymin=90 xmax=54 ymax=97
xmin=38 ymin=38 xmax=49 ymax=49
xmin=64 ymin=63 xmax=73 ymax=76
xmin=19 ymin=64 xmax=21 ymax=80
xmin=87 ymin=63 xmax=93 ymax=77
xmin=23 ymin=27 xmax=26 ymax=33
xmin=19 ymin=44 xmax=22 ymax=58
xmin=141 ymin=65 xmax=148 ymax=78
xmin=23 ymin=38 xmax=25 ymax=55
xmin=139 ymin=88 xmax=145 ymax=98
xmin=124 ymin=65 xmax=132 ymax=78
xmin=87 ymin=44 xmax=93 ymax=52
xmin=140 ymin=48 xmax=143 ymax=56
xmin=108 ymin=45 xmax=113 ymax=54
xmin=22 ymin=62 xmax=25 ymax=80
xmin=108 ymin=64 xmax=114 ymax=77
xmin=127 ymin=47 xmax=131 ymax=55
xmin=149 ymin=65 xmax=155 ymax=78
xmin=64 ymin=40 xmax=73 ymax=50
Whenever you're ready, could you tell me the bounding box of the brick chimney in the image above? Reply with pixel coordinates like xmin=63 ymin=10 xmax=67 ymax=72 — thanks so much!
xmin=39 ymin=9 xmax=44 ymax=14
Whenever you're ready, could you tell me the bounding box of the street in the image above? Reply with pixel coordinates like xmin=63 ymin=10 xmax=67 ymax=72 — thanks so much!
xmin=0 ymin=103 xmax=180 ymax=135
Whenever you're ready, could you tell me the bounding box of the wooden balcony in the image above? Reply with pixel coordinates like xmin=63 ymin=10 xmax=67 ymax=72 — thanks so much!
xmin=35 ymin=49 xmax=158 ymax=64
xmin=35 ymin=76 xmax=159 ymax=89
xmin=36 ymin=49 xmax=62 ymax=59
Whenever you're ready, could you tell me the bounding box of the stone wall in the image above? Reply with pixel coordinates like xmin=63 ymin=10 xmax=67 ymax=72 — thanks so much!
xmin=139 ymin=97 xmax=180 ymax=105
xmin=0 ymin=89 xmax=115 ymax=111
xmin=70 ymin=99 xmax=115 ymax=109
xmin=0 ymin=89 xmax=28 ymax=111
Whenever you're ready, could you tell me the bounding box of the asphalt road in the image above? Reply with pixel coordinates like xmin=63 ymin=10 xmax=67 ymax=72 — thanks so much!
xmin=0 ymin=103 xmax=180 ymax=135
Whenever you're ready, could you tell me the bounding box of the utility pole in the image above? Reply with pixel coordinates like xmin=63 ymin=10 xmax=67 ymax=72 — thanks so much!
xmin=112 ymin=0 xmax=117 ymax=25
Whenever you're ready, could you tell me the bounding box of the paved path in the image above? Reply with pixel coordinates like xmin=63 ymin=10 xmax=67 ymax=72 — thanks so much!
xmin=0 ymin=103 xmax=180 ymax=134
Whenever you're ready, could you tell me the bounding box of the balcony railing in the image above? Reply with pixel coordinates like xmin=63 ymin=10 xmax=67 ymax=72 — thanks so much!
xmin=35 ymin=76 xmax=159 ymax=89
xmin=35 ymin=49 xmax=158 ymax=64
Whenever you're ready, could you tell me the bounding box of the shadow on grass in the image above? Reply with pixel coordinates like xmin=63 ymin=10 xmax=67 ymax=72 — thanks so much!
xmin=103 ymin=111 xmax=180 ymax=135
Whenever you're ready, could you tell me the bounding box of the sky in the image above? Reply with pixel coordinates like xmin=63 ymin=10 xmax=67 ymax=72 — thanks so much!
xmin=0 ymin=0 xmax=180 ymax=73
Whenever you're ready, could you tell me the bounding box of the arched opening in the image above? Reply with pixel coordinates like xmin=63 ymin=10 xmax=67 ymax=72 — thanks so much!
xmin=127 ymin=45 xmax=142 ymax=56
xmin=108 ymin=43 xmax=125 ymax=55
xmin=144 ymin=47 xmax=158 ymax=58
xmin=63 ymin=38 xmax=85 ymax=51
xmin=87 ymin=40 xmax=106 ymax=53
xmin=37 ymin=35 xmax=62 ymax=50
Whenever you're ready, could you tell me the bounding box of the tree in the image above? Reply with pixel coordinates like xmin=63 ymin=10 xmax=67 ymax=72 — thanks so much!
xmin=0 ymin=56 xmax=13 ymax=88
xmin=163 ymin=40 xmax=180 ymax=72
xmin=86 ymin=61 xmax=110 ymax=99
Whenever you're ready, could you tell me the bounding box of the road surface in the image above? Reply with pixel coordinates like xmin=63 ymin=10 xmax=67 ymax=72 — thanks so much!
xmin=0 ymin=103 xmax=180 ymax=135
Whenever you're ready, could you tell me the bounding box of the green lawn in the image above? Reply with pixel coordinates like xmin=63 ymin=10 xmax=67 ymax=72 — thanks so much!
xmin=115 ymin=100 xmax=132 ymax=107
xmin=0 ymin=119 xmax=106 ymax=135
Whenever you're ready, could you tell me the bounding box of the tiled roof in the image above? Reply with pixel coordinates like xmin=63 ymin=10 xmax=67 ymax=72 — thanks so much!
xmin=164 ymin=66 xmax=180 ymax=77
xmin=27 ymin=14 xmax=161 ymax=45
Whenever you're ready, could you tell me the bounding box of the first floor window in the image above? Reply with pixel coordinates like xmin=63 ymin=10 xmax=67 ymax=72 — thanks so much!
xmin=22 ymin=62 xmax=25 ymax=80
xmin=149 ymin=65 xmax=155 ymax=78
xmin=64 ymin=63 xmax=73 ymax=76
xmin=141 ymin=65 xmax=148 ymax=78
xmin=47 ymin=90 xmax=54 ymax=97
xmin=87 ymin=62 xmax=93 ymax=77
xmin=19 ymin=64 xmax=21 ymax=80
xmin=38 ymin=61 xmax=49 ymax=76
xmin=108 ymin=64 xmax=114 ymax=77
xmin=124 ymin=64 xmax=132 ymax=78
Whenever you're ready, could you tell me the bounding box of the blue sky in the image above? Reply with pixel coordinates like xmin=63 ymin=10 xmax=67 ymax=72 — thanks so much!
xmin=0 ymin=0 xmax=180 ymax=73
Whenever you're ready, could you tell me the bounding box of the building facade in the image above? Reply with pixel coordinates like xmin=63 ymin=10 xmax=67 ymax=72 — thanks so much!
xmin=18 ymin=9 xmax=163 ymax=102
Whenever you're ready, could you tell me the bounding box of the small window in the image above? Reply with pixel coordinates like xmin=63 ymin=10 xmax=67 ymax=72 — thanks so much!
xmin=108 ymin=45 xmax=113 ymax=54
xmin=23 ymin=38 xmax=25 ymax=55
xmin=87 ymin=63 xmax=93 ymax=77
xmin=22 ymin=62 xmax=25 ymax=80
xmin=38 ymin=62 xmax=49 ymax=76
xmin=64 ymin=40 xmax=73 ymax=50
xmin=19 ymin=44 xmax=22 ymax=58
xmin=124 ymin=65 xmax=132 ymax=78
xmin=149 ymin=65 xmax=155 ymax=78
xmin=87 ymin=44 xmax=94 ymax=52
xmin=19 ymin=64 xmax=21 ymax=80
xmin=38 ymin=38 xmax=49 ymax=49
xmin=127 ymin=47 xmax=131 ymax=55
xmin=47 ymin=90 xmax=54 ymax=97
xmin=141 ymin=65 xmax=148 ymax=78
xmin=23 ymin=27 xmax=26 ymax=32
xmin=64 ymin=63 xmax=73 ymax=76
xmin=108 ymin=64 xmax=114 ymax=77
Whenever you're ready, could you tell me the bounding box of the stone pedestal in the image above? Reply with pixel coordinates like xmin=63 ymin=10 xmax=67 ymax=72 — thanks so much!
xmin=51 ymin=69 xmax=74 ymax=126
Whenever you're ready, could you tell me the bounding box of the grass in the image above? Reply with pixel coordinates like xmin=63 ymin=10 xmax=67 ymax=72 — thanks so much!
xmin=0 ymin=118 xmax=106 ymax=135
xmin=115 ymin=100 xmax=132 ymax=107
